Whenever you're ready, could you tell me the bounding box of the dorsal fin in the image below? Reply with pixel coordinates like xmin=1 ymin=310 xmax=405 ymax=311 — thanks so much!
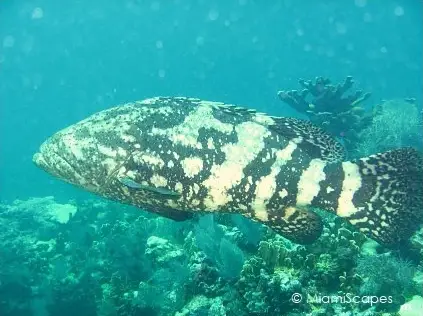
xmin=264 ymin=116 xmax=346 ymax=163
xmin=211 ymin=102 xmax=346 ymax=163
xmin=211 ymin=102 xmax=258 ymax=117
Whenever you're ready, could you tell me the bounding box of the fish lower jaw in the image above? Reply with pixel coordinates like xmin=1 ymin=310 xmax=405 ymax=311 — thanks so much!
xmin=33 ymin=152 xmax=49 ymax=171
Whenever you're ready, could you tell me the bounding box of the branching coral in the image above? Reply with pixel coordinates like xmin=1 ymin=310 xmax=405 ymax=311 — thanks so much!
xmin=278 ymin=76 xmax=372 ymax=152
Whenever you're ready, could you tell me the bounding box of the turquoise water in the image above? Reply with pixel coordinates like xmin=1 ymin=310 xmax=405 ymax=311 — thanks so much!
xmin=1 ymin=1 xmax=423 ymax=316
xmin=1 ymin=0 xmax=422 ymax=201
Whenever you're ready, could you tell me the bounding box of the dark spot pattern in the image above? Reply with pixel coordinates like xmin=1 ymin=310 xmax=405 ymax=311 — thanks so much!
xmin=35 ymin=97 xmax=423 ymax=248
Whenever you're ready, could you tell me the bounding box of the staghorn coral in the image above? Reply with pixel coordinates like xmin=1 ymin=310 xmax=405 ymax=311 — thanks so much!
xmin=278 ymin=77 xmax=370 ymax=114
xmin=278 ymin=76 xmax=372 ymax=152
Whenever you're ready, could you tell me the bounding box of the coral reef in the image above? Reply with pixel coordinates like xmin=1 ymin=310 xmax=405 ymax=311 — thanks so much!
xmin=356 ymin=254 xmax=416 ymax=311
xmin=278 ymin=76 xmax=372 ymax=152
xmin=236 ymin=214 xmax=369 ymax=315
xmin=194 ymin=215 xmax=245 ymax=280
xmin=278 ymin=78 xmax=423 ymax=158
xmin=1 ymin=198 xmax=422 ymax=316
xmin=354 ymin=99 xmax=423 ymax=157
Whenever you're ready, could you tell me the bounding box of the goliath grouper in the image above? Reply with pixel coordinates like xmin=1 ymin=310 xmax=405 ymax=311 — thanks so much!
xmin=33 ymin=97 xmax=423 ymax=247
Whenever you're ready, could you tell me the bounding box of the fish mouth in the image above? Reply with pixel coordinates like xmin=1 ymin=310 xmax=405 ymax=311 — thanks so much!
xmin=32 ymin=151 xmax=57 ymax=175
xmin=32 ymin=147 xmax=82 ymax=183
xmin=33 ymin=152 xmax=49 ymax=171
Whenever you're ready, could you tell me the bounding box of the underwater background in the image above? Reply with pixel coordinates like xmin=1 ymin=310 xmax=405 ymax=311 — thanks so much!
xmin=0 ymin=0 xmax=423 ymax=315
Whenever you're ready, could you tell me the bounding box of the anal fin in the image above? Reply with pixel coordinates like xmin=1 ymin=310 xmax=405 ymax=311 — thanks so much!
xmin=254 ymin=206 xmax=323 ymax=244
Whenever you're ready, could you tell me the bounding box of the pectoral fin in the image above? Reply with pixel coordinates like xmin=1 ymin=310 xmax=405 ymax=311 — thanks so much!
xmin=118 ymin=176 xmax=181 ymax=199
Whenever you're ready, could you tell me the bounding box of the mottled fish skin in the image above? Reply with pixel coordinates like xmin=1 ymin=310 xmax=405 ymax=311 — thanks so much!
xmin=33 ymin=97 xmax=423 ymax=246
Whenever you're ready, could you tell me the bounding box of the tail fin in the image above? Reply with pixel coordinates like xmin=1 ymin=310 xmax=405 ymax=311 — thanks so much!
xmin=335 ymin=148 xmax=423 ymax=247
